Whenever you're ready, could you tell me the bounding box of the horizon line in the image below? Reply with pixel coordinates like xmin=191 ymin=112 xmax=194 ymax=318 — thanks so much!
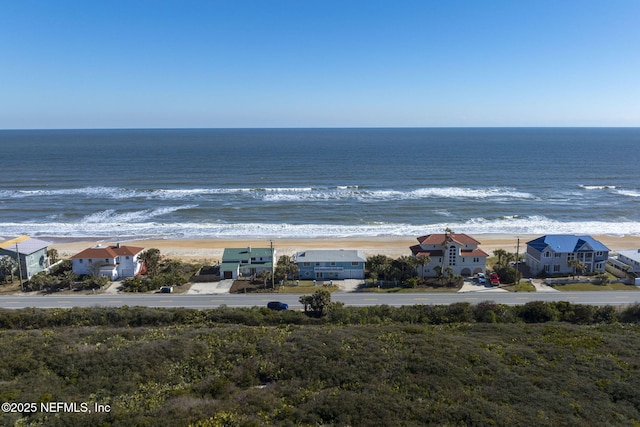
xmin=2 ymin=125 xmax=640 ymax=132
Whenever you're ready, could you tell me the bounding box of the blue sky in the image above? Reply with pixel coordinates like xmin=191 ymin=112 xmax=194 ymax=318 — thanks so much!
xmin=2 ymin=0 xmax=639 ymax=128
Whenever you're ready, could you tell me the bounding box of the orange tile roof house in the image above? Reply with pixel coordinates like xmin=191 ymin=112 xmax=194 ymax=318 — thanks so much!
xmin=71 ymin=243 xmax=145 ymax=281
xmin=410 ymin=232 xmax=488 ymax=277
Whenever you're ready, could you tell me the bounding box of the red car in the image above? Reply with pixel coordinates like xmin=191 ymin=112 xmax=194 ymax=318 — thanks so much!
xmin=490 ymin=273 xmax=500 ymax=285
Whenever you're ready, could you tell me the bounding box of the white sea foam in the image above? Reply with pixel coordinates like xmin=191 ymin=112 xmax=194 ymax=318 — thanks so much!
xmin=260 ymin=186 xmax=535 ymax=203
xmin=1 ymin=185 xmax=536 ymax=202
xmin=580 ymin=185 xmax=617 ymax=190
xmin=616 ymin=189 xmax=640 ymax=198
xmin=80 ymin=205 xmax=198 ymax=223
xmin=4 ymin=216 xmax=640 ymax=239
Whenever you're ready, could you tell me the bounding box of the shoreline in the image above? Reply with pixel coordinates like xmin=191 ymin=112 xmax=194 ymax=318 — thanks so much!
xmin=49 ymin=234 xmax=640 ymax=262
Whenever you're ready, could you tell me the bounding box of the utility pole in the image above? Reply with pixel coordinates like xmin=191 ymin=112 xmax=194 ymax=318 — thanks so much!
xmin=270 ymin=240 xmax=275 ymax=289
xmin=515 ymin=237 xmax=520 ymax=283
xmin=15 ymin=243 xmax=24 ymax=292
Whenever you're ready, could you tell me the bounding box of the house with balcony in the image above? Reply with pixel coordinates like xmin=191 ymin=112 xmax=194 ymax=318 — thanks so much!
xmin=525 ymin=235 xmax=609 ymax=276
xmin=71 ymin=243 xmax=145 ymax=280
xmin=606 ymin=249 xmax=640 ymax=282
xmin=220 ymin=246 xmax=275 ymax=280
xmin=409 ymin=232 xmax=487 ymax=277
xmin=293 ymin=249 xmax=366 ymax=280
xmin=0 ymin=235 xmax=51 ymax=280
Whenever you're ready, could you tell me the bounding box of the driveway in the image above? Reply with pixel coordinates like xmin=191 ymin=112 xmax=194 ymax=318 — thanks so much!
xmin=458 ymin=280 xmax=508 ymax=293
xmin=187 ymin=279 xmax=234 ymax=294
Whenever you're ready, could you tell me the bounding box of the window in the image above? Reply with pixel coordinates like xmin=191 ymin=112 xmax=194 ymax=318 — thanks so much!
xmin=79 ymin=259 xmax=83 ymax=263
xmin=544 ymin=265 xmax=550 ymax=272
xmin=330 ymin=262 xmax=336 ymax=266
xmin=554 ymin=253 xmax=561 ymax=258
xmin=303 ymin=262 xmax=310 ymax=267
xmin=448 ymin=246 xmax=457 ymax=266
xmin=596 ymin=251 xmax=604 ymax=257
xmin=473 ymin=257 xmax=479 ymax=263
xmin=568 ymin=253 xmax=575 ymax=261
xmin=351 ymin=262 xmax=359 ymax=266
xmin=544 ymin=251 xmax=550 ymax=257
xmin=553 ymin=265 xmax=560 ymax=272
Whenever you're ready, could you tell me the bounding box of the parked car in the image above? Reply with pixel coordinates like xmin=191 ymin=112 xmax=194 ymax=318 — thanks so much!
xmin=476 ymin=273 xmax=486 ymax=284
xmin=159 ymin=286 xmax=173 ymax=293
xmin=490 ymin=273 xmax=500 ymax=285
xmin=267 ymin=301 xmax=288 ymax=311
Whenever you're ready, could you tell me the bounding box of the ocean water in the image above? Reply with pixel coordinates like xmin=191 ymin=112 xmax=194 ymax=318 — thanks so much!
xmin=0 ymin=128 xmax=639 ymax=240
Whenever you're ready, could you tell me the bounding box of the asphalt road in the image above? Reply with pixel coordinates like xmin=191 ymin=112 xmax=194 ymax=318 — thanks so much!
xmin=1 ymin=291 xmax=639 ymax=310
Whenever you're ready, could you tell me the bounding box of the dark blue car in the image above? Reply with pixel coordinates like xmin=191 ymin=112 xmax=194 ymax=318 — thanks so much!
xmin=267 ymin=301 xmax=288 ymax=311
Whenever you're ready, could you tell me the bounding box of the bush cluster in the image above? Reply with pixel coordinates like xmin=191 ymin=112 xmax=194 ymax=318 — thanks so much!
xmin=1 ymin=319 xmax=639 ymax=426
xmin=1 ymin=301 xmax=639 ymax=330
xmin=121 ymin=259 xmax=199 ymax=292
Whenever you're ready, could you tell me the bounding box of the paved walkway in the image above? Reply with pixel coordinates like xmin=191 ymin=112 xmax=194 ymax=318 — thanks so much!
xmin=529 ymin=279 xmax=559 ymax=292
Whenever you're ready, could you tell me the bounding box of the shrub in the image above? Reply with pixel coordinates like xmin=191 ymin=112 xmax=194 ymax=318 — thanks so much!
xmin=519 ymin=301 xmax=559 ymax=323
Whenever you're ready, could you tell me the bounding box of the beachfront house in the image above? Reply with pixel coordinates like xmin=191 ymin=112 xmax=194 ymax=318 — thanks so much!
xmin=71 ymin=243 xmax=145 ymax=280
xmin=607 ymin=249 xmax=640 ymax=281
xmin=525 ymin=235 xmax=609 ymax=276
xmin=0 ymin=235 xmax=51 ymax=280
xmin=293 ymin=249 xmax=366 ymax=280
xmin=220 ymin=246 xmax=275 ymax=280
xmin=409 ymin=232 xmax=488 ymax=278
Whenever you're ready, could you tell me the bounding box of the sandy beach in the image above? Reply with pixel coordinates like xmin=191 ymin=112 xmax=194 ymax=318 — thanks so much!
xmin=50 ymin=234 xmax=640 ymax=262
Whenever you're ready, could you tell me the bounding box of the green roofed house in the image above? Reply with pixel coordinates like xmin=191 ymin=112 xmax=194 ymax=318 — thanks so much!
xmin=220 ymin=246 xmax=275 ymax=280
xmin=0 ymin=235 xmax=51 ymax=280
xmin=525 ymin=234 xmax=610 ymax=276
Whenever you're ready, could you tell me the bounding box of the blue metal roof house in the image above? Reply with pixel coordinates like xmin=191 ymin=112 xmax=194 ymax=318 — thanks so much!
xmin=294 ymin=249 xmax=366 ymax=280
xmin=525 ymin=234 xmax=609 ymax=275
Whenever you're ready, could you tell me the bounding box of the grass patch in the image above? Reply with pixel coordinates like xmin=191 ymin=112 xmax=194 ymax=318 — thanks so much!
xmin=278 ymin=284 xmax=339 ymax=293
xmin=551 ymin=282 xmax=640 ymax=291
xmin=358 ymin=285 xmax=462 ymax=293
xmin=502 ymin=281 xmax=536 ymax=292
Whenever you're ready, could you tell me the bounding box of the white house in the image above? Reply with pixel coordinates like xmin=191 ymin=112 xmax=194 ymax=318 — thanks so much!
xmin=607 ymin=249 xmax=640 ymax=282
xmin=410 ymin=232 xmax=487 ymax=277
xmin=525 ymin=235 xmax=609 ymax=275
xmin=71 ymin=243 xmax=145 ymax=280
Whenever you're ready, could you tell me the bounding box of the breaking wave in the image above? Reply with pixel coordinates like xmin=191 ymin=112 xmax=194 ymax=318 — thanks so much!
xmin=3 ymin=215 xmax=639 ymax=240
xmin=0 ymin=185 xmax=535 ymax=202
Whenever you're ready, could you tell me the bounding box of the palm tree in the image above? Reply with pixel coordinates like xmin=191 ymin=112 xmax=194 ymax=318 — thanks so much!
xmin=140 ymin=248 xmax=161 ymax=278
xmin=416 ymin=254 xmax=431 ymax=279
xmin=395 ymin=256 xmax=418 ymax=281
xmin=493 ymin=249 xmax=508 ymax=266
xmin=0 ymin=255 xmax=18 ymax=284
xmin=46 ymin=248 xmax=59 ymax=265
xmin=568 ymin=259 xmax=585 ymax=279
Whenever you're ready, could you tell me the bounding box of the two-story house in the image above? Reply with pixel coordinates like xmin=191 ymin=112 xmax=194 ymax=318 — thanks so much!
xmin=71 ymin=243 xmax=145 ymax=280
xmin=410 ymin=232 xmax=487 ymax=277
xmin=0 ymin=235 xmax=51 ymax=279
xmin=293 ymin=249 xmax=366 ymax=280
xmin=220 ymin=246 xmax=275 ymax=280
xmin=525 ymin=234 xmax=609 ymax=275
